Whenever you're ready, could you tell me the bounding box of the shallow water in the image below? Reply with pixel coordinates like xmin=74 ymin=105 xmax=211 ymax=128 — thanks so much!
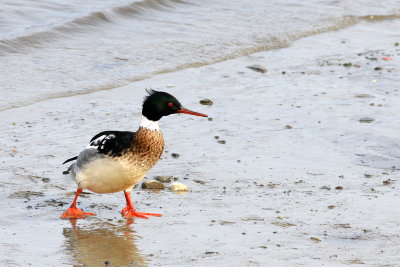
xmin=1 ymin=0 xmax=400 ymax=110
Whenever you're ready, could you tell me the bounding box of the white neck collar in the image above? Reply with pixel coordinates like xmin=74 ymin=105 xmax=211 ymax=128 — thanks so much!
xmin=140 ymin=115 xmax=159 ymax=130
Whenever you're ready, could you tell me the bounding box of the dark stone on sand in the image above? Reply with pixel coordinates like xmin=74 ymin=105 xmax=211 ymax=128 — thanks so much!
xmin=374 ymin=67 xmax=383 ymax=71
xmin=194 ymin=179 xmax=206 ymax=185
xmin=359 ymin=117 xmax=374 ymax=123
xmin=155 ymin=176 xmax=173 ymax=183
xmin=343 ymin=62 xmax=352 ymax=67
xmin=142 ymin=180 xmax=165 ymax=190
xmin=42 ymin=178 xmax=50 ymax=183
xmin=200 ymin=99 xmax=213 ymax=106
xmin=382 ymin=179 xmax=393 ymax=185
xmin=217 ymin=140 xmax=226 ymax=144
xmin=36 ymin=198 xmax=68 ymax=208
xmin=9 ymin=191 xmax=44 ymax=199
xmin=171 ymin=153 xmax=180 ymax=158
xmin=247 ymin=64 xmax=267 ymax=73
xmin=320 ymin=186 xmax=331 ymax=190
xmin=207 ymin=117 xmax=213 ymax=121
xmin=335 ymin=186 xmax=344 ymax=190
xmin=62 ymin=170 xmax=69 ymax=175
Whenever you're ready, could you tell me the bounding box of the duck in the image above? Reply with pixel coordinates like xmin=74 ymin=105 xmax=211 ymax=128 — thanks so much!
xmin=61 ymin=90 xmax=208 ymax=219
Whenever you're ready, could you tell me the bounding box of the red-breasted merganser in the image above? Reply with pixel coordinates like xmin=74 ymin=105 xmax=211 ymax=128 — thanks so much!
xmin=61 ymin=90 xmax=208 ymax=219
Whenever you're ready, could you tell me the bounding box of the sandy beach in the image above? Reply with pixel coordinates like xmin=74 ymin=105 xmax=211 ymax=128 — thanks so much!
xmin=1 ymin=18 xmax=400 ymax=266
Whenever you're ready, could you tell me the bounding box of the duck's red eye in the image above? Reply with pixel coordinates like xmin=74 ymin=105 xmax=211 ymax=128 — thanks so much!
xmin=167 ymin=102 xmax=174 ymax=107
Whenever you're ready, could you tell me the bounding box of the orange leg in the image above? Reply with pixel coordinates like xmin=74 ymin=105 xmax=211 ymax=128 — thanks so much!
xmin=121 ymin=191 xmax=162 ymax=219
xmin=61 ymin=188 xmax=95 ymax=219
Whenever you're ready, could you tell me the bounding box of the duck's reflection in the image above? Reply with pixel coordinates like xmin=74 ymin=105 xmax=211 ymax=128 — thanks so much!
xmin=63 ymin=219 xmax=148 ymax=267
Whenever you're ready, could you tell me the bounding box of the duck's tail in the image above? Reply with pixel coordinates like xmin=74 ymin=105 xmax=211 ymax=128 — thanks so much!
xmin=63 ymin=156 xmax=78 ymax=165
xmin=62 ymin=156 xmax=78 ymax=175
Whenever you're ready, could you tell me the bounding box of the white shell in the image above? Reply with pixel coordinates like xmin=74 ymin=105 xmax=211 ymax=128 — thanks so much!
xmin=169 ymin=182 xmax=189 ymax=192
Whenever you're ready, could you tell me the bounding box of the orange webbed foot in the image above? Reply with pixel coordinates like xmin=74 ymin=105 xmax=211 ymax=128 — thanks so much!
xmin=61 ymin=206 xmax=95 ymax=219
xmin=121 ymin=207 xmax=162 ymax=219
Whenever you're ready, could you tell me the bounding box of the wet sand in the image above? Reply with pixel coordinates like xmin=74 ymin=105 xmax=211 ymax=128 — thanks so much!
xmin=1 ymin=19 xmax=400 ymax=266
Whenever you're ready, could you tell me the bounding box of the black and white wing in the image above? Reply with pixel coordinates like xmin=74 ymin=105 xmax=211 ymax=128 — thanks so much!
xmin=63 ymin=130 xmax=135 ymax=167
xmin=87 ymin=131 xmax=135 ymax=157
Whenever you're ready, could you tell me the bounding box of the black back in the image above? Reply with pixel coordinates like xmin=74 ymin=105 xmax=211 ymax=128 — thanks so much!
xmin=88 ymin=131 xmax=135 ymax=157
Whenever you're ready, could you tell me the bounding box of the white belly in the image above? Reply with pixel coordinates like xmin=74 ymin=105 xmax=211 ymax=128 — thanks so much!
xmin=75 ymin=157 xmax=145 ymax=193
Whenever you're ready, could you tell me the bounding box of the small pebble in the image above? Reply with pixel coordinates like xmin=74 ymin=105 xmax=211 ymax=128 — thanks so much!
xmin=382 ymin=179 xmax=393 ymax=185
xmin=171 ymin=153 xmax=180 ymax=159
xmin=142 ymin=180 xmax=165 ymax=190
xmin=335 ymin=186 xmax=344 ymax=190
xmin=359 ymin=117 xmax=374 ymax=123
xmin=217 ymin=140 xmax=226 ymax=144
xmin=310 ymin=237 xmax=321 ymax=242
xmin=247 ymin=64 xmax=267 ymax=73
xmin=334 ymin=223 xmax=351 ymax=229
xmin=199 ymin=99 xmax=213 ymax=106
xmin=205 ymin=251 xmax=219 ymax=255
xmin=355 ymin=94 xmax=375 ymax=98
xmin=155 ymin=176 xmax=173 ymax=183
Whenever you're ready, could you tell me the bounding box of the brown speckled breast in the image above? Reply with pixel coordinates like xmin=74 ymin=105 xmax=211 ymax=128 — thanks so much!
xmin=124 ymin=127 xmax=164 ymax=175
